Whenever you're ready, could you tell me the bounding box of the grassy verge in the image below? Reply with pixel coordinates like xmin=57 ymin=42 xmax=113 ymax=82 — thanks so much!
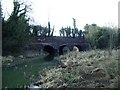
xmin=37 ymin=49 xmax=119 ymax=88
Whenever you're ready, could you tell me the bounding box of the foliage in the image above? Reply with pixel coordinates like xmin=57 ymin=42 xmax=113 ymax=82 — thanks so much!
xmin=35 ymin=49 xmax=119 ymax=88
xmin=59 ymin=26 xmax=83 ymax=38
xmin=84 ymin=24 xmax=118 ymax=49
xmin=118 ymin=28 xmax=120 ymax=46
xmin=30 ymin=21 xmax=54 ymax=37
xmin=59 ymin=18 xmax=83 ymax=38
xmin=2 ymin=0 xmax=31 ymax=55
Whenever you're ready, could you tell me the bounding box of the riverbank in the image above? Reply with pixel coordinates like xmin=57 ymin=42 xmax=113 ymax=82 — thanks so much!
xmin=34 ymin=49 xmax=119 ymax=88
xmin=2 ymin=52 xmax=48 ymax=68
xmin=2 ymin=53 xmax=58 ymax=88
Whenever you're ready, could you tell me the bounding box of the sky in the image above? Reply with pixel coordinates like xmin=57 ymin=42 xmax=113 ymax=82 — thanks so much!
xmin=1 ymin=0 xmax=119 ymax=36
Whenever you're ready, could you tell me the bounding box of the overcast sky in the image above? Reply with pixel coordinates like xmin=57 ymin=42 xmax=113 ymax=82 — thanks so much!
xmin=1 ymin=0 xmax=119 ymax=36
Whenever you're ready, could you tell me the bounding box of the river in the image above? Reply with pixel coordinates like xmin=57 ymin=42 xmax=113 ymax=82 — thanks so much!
xmin=2 ymin=55 xmax=58 ymax=88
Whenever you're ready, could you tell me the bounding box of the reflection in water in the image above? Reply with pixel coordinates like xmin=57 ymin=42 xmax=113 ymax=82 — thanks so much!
xmin=2 ymin=54 xmax=55 ymax=88
xmin=43 ymin=54 xmax=54 ymax=61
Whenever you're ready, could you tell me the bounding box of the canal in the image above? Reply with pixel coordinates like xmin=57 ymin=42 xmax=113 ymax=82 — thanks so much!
xmin=2 ymin=55 xmax=58 ymax=88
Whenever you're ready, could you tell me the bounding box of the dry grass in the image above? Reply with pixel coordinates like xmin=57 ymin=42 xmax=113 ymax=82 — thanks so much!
xmin=37 ymin=49 xmax=119 ymax=88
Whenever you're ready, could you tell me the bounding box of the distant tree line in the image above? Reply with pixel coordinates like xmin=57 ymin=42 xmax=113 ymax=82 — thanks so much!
xmin=59 ymin=18 xmax=84 ymax=38
xmin=59 ymin=26 xmax=83 ymax=38
xmin=59 ymin=22 xmax=119 ymax=49
xmin=30 ymin=21 xmax=54 ymax=37
xmin=84 ymin=24 xmax=119 ymax=49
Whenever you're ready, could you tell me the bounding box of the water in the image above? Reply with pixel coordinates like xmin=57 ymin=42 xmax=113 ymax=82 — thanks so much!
xmin=2 ymin=55 xmax=57 ymax=88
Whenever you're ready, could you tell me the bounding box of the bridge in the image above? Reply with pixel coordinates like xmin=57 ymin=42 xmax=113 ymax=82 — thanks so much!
xmin=27 ymin=36 xmax=91 ymax=55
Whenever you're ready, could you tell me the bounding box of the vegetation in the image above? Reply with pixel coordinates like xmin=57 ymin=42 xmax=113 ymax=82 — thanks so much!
xmin=2 ymin=0 xmax=120 ymax=56
xmin=36 ymin=49 xmax=119 ymax=88
xmin=2 ymin=55 xmax=58 ymax=88
xmin=1 ymin=0 xmax=120 ymax=88
xmin=2 ymin=0 xmax=55 ymax=56
xmin=59 ymin=18 xmax=83 ymax=38
xmin=59 ymin=20 xmax=119 ymax=51
xmin=84 ymin=24 xmax=118 ymax=49
xmin=2 ymin=0 xmax=31 ymax=56
xmin=30 ymin=22 xmax=54 ymax=37
xmin=118 ymin=28 xmax=120 ymax=46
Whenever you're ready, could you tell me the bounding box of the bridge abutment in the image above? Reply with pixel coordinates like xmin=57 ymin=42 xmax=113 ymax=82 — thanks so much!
xmin=54 ymin=49 xmax=59 ymax=56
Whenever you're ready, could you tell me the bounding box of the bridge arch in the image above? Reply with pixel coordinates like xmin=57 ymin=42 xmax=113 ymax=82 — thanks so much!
xmin=73 ymin=46 xmax=79 ymax=51
xmin=43 ymin=45 xmax=56 ymax=55
xmin=59 ymin=45 xmax=70 ymax=55
xmin=74 ymin=45 xmax=83 ymax=51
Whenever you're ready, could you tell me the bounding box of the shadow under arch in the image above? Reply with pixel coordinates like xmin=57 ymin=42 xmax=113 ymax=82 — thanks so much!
xmin=43 ymin=45 xmax=55 ymax=61
xmin=59 ymin=45 xmax=70 ymax=55
xmin=43 ymin=45 xmax=55 ymax=55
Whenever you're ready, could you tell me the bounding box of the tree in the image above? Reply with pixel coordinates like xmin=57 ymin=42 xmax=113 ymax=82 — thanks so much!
xmin=78 ymin=30 xmax=82 ymax=38
xmin=50 ymin=26 xmax=54 ymax=36
xmin=84 ymin=24 xmax=118 ymax=49
xmin=72 ymin=18 xmax=76 ymax=38
xmin=84 ymin=24 xmax=99 ymax=48
xmin=0 ymin=4 xmax=1 ymax=89
xmin=94 ymin=28 xmax=110 ymax=49
xmin=48 ymin=21 xmax=51 ymax=36
xmin=2 ymin=0 xmax=31 ymax=55
xmin=59 ymin=25 xmax=83 ymax=38
xmin=67 ymin=26 xmax=71 ymax=37
xmin=33 ymin=25 xmax=39 ymax=36
xmin=59 ymin=27 xmax=65 ymax=37
xmin=118 ymin=28 xmax=120 ymax=46
xmin=31 ymin=23 xmax=55 ymax=37
xmin=84 ymin=24 xmax=89 ymax=33
xmin=59 ymin=18 xmax=84 ymax=38
xmin=47 ymin=21 xmax=55 ymax=37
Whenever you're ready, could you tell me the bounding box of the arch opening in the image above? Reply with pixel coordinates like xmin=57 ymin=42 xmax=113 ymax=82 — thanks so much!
xmin=74 ymin=45 xmax=83 ymax=51
xmin=73 ymin=46 xmax=79 ymax=52
xmin=59 ymin=45 xmax=70 ymax=55
xmin=43 ymin=45 xmax=55 ymax=56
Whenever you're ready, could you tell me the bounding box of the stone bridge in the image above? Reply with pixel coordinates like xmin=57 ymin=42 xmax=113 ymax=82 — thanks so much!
xmin=27 ymin=36 xmax=91 ymax=55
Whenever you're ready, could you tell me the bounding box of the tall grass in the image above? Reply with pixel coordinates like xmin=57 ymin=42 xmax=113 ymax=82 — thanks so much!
xmin=37 ymin=49 xmax=119 ymax=88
